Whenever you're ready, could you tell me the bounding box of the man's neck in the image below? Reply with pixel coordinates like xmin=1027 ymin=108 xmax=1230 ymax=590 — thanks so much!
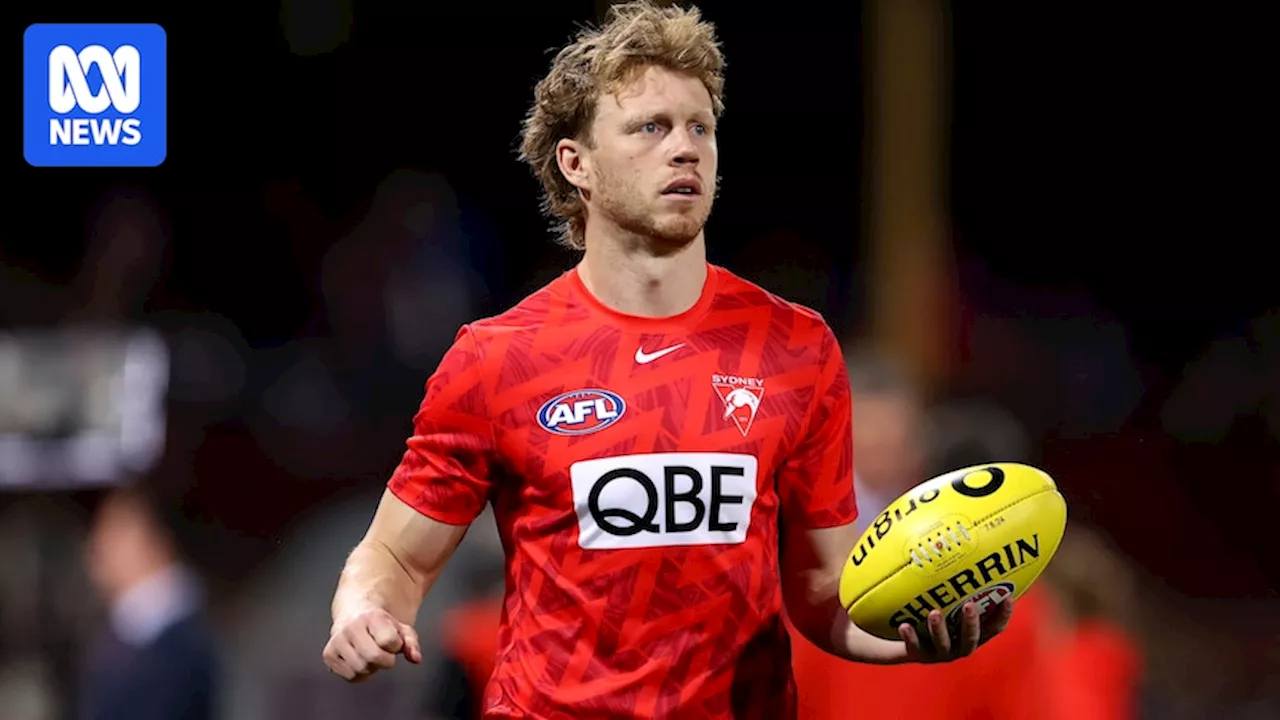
xmin=578 ymin=226 xmax=708 ymax=318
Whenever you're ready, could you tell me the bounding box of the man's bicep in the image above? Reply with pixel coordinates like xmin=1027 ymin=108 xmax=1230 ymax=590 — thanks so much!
xmin=802 ymin=522 xmax=863 ymax=574
xmin=782 ymin=521 xmax=862 ymax=597
xmin=780 ymin=519 xmax=862 ymax=651
xmin=365 ymin=489 xmax=471 ymax=587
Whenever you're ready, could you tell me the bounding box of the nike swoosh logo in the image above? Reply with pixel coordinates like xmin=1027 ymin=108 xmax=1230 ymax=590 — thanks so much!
xmin=635 ymin=343 xmax=685 ymax=364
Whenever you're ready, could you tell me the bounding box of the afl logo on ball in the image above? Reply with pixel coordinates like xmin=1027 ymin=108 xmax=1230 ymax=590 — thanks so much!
xmin=537 ymin=389 xmax=626 ymax=436
xmin=949 ymin=581 xmax=1015 ymax=626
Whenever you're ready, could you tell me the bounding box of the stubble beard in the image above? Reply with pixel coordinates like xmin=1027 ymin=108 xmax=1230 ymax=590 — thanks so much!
xmin=593 ymin=164 xmax=713 ymax=251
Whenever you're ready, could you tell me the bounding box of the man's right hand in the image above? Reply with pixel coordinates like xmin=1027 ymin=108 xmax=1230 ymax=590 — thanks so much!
xmin=323 ymin=608 xmax=423 ymax=682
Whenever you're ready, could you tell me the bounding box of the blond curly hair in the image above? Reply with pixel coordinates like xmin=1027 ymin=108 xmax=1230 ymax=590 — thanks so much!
xmin=518 ymin=1 xmax=726 ymax=250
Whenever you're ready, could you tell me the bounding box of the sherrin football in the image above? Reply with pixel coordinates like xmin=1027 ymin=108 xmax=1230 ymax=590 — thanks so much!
xmin=838 ymin=463 xmax=1067 ymax=641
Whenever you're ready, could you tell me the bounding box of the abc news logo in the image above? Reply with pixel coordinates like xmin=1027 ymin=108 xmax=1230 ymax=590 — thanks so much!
xmin=48 ymin=44 xmax=142 ymax=146
xmin=571 ymin=452 xmax=759 ymax=550
xmin=23 ymin=24 xmax=166 ymax=167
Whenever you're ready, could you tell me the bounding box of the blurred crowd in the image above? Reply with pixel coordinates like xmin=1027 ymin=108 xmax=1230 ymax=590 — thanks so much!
xmin=1 ymin=174 xmax=1277 ymax=719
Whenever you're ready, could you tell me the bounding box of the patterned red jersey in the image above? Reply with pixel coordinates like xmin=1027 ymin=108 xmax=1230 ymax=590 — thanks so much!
xmin=389 ymin=263 xmax=856 ymax=719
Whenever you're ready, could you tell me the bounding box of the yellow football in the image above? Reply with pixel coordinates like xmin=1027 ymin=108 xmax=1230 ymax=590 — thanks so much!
xmin=839 ymin=463 xmax=1067 ymax=641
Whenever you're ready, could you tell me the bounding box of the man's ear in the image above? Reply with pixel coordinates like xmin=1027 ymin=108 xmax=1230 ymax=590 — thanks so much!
xmin=556 ymin=138 xmax=591 ymax=196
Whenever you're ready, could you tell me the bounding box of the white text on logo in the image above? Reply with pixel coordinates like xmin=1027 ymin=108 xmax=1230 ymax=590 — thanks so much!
xmin=47 ymin=44 xmax=142 ymax=147
xmin=712 ymin=374 xmax=765 ymax=437
xmin=570 ymin=452 xmax=759 ymax=550
xmin=546 ymin=398 xmax=618 ymax=428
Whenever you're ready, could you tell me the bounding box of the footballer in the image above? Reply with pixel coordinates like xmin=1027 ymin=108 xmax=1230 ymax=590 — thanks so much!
xmin=322 ymin=3 xmax=1013 ymax=717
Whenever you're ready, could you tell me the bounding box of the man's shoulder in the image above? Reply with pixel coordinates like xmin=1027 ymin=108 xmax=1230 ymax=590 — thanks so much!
xmin=461 ymin=269 xmax=582 ymax=342
xmin=711 ymin=265 xmax=834 ymax=330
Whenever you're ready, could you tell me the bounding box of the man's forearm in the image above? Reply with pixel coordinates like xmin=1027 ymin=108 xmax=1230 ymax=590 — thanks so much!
xmin=331 ymin=540 xmax=426 ymax=627
xmin=828 ymin=612 xmax=910 ymax=665
xmin=784 ymin=565 xmax=911 ymax=666
xmin=790 ymin=595 xmax=911 ymax=665
xmin=783 ymin=524 xmax=916 ymax=665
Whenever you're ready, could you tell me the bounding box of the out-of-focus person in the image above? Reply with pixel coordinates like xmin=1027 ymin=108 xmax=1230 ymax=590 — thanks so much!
xmin=423 ymin=593 xmax=503 ymax=720
xmin=791 ymin=345 xmax=1053 ymax=719
xmin=932 ymin=374 xmax=1144 ymax=718
xmin=419 ymin=510 xmax=506 ymax=720
xmin=79 ymin=485 xmax=218 ymax=720
xmin=842 ymin=348 xmax=929 ymax=538
xmin=1037 ymin=523 xmax=1143 ymax=720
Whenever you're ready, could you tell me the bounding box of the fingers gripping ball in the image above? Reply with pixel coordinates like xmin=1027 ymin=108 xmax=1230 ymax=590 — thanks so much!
xmin=839 ymin=463 xmax=1068 ymax=641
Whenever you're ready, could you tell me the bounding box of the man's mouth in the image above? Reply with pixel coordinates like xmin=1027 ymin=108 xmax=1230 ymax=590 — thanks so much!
xmin=662 ymin=178 xmax=702 ymax=196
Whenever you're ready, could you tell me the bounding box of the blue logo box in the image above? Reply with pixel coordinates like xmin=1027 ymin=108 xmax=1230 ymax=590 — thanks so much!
xmin=24 ymin=23 xmax=167 ymax=167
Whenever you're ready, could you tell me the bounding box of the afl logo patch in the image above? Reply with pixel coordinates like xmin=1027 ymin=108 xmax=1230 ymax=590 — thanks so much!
xmin=948 ymin=581 xmax=1015 ymax=626
xmin=537 ymin=389 xmax=626 ymax=436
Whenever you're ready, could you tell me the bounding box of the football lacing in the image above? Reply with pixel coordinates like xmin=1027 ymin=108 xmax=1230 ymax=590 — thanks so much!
xmin=909 ymin=521 xmax=972 ymax=568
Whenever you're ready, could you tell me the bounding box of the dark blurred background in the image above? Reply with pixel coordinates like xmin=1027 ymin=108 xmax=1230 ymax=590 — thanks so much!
xmin=1 ymin=1 xmax=1274 ymax=719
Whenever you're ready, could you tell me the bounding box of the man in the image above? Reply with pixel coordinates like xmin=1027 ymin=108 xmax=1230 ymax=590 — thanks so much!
xmin=322 ymin=4 xmax=1013 ymax=718
xmin=80 ymin=485 xmax=219 ymax=720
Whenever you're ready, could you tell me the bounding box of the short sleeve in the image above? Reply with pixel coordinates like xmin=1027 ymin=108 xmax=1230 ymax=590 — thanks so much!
xmin=388 ymin=325 xmax=498 ymax=525
xmin=776 ymin=326 xmax=857 ymax=529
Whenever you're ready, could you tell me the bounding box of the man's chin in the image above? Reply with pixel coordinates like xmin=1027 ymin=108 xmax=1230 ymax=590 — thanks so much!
xmin=650 ymin=214 xmax=708 ymax=247
xmin=607 ymin=206 xmax=709 ymax=251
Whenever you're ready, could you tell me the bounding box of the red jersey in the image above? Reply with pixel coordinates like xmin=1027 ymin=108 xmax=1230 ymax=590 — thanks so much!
xmin=389 ymin=264 xmax=856 ymax=719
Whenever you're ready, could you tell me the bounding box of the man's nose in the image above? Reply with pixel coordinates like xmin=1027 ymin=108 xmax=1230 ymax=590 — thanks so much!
xmin=669 ymin=128 xmax=700 ymax=165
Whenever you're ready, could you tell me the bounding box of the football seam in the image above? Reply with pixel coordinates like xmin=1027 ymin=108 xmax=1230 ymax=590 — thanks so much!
xmin=845 ymin=487 xmax=1061 ymax=610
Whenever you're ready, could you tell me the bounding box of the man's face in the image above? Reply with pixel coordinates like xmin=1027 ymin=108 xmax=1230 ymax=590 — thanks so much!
xmin=853 ymin=393 xmax=925 ymax=497
xmin=84 ymin=494 xmax=155 ymax=601
xmin=581 ymin=65 xmax=718 ymax=248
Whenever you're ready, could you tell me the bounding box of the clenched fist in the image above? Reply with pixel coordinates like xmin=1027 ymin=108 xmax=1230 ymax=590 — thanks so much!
xmin=323 ymin=608 xmax=422 ymax=682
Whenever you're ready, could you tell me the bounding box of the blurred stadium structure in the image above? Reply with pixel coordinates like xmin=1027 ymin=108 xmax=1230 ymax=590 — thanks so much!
xmin=3 ymin=1 xmax=1275 ymax=719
